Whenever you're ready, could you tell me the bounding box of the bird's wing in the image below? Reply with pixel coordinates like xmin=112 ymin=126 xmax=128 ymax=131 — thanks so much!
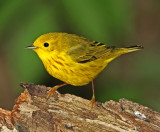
xmin=67 ymin=41 xmax=114 ymax=63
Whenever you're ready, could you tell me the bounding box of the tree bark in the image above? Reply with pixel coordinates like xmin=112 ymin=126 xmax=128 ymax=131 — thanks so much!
xmin=0 ymin=83 xmax=160 ymax=132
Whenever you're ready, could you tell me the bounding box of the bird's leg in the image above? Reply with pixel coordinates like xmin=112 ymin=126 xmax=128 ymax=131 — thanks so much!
xmin=90 ymin=80 xmax=96 ymax=110
xmin=47 ymin=83 xmax=67 ymax=98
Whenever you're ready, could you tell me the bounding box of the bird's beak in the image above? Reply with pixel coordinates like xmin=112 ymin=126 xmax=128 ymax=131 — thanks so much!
xmin=24 ymin=45 xmax=37 ymax=49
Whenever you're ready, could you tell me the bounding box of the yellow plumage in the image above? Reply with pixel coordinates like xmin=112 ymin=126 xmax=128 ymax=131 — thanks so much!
xmin=25 ymin=32 xmax=143 ymax=109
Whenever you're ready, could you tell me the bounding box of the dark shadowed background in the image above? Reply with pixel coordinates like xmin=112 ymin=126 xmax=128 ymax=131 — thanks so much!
xmin=0 ymin=0 xmax=160 ymax=112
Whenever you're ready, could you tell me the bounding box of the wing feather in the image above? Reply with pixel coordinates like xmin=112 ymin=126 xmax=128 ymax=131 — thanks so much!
xmin=67 ymin=41 xmax=113 ymax=63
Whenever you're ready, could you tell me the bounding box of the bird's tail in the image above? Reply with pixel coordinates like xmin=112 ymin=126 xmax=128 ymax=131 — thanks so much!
xmin=105 ymin=45 xmax=144 ymax=63
xmin=121 ymin=45 xmax=144 ymax=53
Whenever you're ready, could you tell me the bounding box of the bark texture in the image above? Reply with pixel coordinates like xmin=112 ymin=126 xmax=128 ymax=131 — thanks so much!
xmin=0 ymin=83 xmax=160 ymax=132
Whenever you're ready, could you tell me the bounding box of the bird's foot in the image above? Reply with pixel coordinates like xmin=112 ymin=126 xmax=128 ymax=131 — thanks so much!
xmin=47 ymin=83 xmax=67 ymax=99
xmin=89 ymin=95 xmax=95 ymax=110
xmin=47 ymin=85 xmax=59 ymax=98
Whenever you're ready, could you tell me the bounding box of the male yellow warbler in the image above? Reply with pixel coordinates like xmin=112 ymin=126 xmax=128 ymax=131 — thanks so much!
xmin=25 ymin=33 xmax=143 ymax=109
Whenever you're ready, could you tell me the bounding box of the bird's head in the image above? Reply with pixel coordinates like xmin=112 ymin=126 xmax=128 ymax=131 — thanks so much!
xmin=24 ymin=33 xmax=64 ymax=59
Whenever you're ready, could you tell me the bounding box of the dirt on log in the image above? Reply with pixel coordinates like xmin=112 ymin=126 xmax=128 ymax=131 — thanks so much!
xmin=0 ymin=83 xmax=160 ymax=132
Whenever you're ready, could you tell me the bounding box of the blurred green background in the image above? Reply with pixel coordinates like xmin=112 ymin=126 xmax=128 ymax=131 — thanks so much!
xmin=0 ymin=0 xmax=160 ymax=112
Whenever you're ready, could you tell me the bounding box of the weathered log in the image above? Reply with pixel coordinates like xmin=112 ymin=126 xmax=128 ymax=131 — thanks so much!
xmin=0 ymin=83 xmax=160 ymax=132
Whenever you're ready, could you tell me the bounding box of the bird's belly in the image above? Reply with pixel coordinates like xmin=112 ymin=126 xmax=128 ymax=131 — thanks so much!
xmin=45 ymin=59 xmax=107 ymax=86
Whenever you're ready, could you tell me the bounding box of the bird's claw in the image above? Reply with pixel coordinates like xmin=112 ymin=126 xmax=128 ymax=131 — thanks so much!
xmin=89 ymin=95 xmax=95 ymax=110
xmin=47 ymin=86 xmax=58 ymax=99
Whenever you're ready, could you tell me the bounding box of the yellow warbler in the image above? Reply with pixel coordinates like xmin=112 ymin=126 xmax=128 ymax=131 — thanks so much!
xmin=25 ymin=33 xmax=143 ymax=109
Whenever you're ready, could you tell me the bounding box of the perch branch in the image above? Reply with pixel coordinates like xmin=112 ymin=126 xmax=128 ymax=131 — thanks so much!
xmin=0 ymin=83 xmax=160 ymax=132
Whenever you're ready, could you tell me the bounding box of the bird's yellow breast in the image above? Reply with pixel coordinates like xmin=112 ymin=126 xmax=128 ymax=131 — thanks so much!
xmin=40 ymin=51 xmax=107 ymax=86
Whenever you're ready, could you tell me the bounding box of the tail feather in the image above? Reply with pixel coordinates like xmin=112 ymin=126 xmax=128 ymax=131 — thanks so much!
xmin=107 ymin=45 xmax=144 ymax=54
xmin=122 ymin=45 xmax=144 ymax=53
xmin=105 ymin=45 xmax=144 ymax=62
xmin=125 ymin=45 xmax=144 ymax=50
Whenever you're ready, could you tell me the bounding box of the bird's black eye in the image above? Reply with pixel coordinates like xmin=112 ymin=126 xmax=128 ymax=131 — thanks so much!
xmin=44 ymin=43 xmax=49 ymax=47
